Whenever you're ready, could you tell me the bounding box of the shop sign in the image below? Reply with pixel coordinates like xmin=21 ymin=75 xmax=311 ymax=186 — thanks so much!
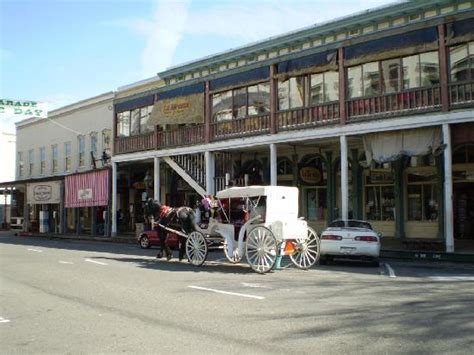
xmin=78 ymin=188 xmax=93 ymax=200
xmin=150 ymin=93 xmax=204 ymax=125
xmin=27 ymin=181 xmax=61 ymax=204
xmin=0 ymin=99 xmax=48 ymax=118
xmin=299 ymin=166 xmax=323 ymax=185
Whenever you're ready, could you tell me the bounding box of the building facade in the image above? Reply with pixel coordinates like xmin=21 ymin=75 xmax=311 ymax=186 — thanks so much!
xmin=4 ymin=92 xmax=114 ymax=235
xmin=111 ymin=0 xmax=474 ymax=252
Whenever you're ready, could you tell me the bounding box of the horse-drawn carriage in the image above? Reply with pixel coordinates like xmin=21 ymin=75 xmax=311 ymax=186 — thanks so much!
xmin=185 ymin=186 xmax=321 ymax=273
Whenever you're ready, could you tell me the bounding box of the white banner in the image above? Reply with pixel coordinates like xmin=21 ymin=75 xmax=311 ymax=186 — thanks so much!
xmin=78 ymin=188 xmax=93 ymax=200
xmin=27 ymin=181 xmax=61 ymax=204
xmin=0 ymin=99 xmax=48 ymax=119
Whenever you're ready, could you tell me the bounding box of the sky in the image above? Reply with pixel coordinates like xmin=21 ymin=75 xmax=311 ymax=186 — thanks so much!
xmin=0 ymin=0 xmax=396 ymax=133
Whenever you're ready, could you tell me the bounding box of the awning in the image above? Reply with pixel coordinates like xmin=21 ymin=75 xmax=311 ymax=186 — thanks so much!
xmin=363 ymin=127 xmax=442 ymax=165
xmin=65 ymin=169 xmax=109 ymax=208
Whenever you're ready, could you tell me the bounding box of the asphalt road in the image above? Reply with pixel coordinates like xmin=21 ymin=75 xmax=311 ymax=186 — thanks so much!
xmin=1 ymin=232 xmax=474 ymax=354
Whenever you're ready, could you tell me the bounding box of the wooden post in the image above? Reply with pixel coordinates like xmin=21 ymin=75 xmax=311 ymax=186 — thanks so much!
xmin=338 ymin=47 xmax=347 ymax=124
xmin=438 ymin=24 xmax=449 ymax=112
xmin=269 ymin=64 xmax=277 ymax=134
xmin=205 ymin=81 xmax=211 ymax=143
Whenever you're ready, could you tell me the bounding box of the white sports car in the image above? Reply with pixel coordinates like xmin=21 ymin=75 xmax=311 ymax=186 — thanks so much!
xmin=320 ymin=220 xmax=382 ymax=266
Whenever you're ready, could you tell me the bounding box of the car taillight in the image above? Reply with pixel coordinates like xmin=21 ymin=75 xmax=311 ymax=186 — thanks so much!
xmin=321 ymin=235 xmax=342 ymax=241
xmin=354 ymin=236 xmax=378 ymax=242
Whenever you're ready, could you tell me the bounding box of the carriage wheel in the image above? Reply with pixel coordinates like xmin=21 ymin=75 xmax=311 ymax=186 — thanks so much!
xmin=245 ymin=226 xmax=277 ymax=274
xmin=289 ymin=227 xmax=320 ymax=269
xmin=186 ymin=231 xmax=208 ymax=266
xmin=223 ymin=240 xmax=242 ymax=264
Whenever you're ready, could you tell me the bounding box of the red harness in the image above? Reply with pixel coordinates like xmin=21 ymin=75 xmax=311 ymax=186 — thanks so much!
xmin=159 ymin=205 xmax=173 ymax=219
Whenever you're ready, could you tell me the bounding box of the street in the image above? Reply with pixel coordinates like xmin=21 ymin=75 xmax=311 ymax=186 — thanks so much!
xmin=1 ymin=232 xmax=474 ymax=354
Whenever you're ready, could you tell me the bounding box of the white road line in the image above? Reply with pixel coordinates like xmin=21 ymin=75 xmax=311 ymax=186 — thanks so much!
xmin=27 ymin=248 xmax=43 ymax=253
xmin=0 ymin=317 xmax=11 ymax=323
xmin=241 ymin=282 xmax=272 ymax=289
xmin=384 ymin=263 xmax=396 ymax=278
xmin=188 ymin=286 xmax=265 ymax=300
xmin=85 ymin=259 xmax=108 ymax=266
xmin=59 ymin=261 xmax=74 ymax=264
xmin=428 ymin=276 xmax=474 ymax=282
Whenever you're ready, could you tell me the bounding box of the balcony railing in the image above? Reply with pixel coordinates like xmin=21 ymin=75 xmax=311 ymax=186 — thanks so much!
xmin=156 ymin=125 xmax=205 ymax=148
xmin=114 ymin=131 xmax=155 ymax=154
xmin=277 ymin=102 xmax=340 ymax=131
xmin=347 ymin=86 xmax=441 ymax=121
xmin=449 ymin=81 xmax=474 ymax=107
xmin=210 ymin=114 xmax=270 ymax=141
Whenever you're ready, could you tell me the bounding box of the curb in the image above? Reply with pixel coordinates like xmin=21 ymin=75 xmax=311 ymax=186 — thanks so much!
xmin=381 ymin=249 xmax=474 ymax=263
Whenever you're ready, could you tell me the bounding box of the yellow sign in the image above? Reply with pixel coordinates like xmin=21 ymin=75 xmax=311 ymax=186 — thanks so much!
xmin=151 ymin=93 xmax=204 ymax=125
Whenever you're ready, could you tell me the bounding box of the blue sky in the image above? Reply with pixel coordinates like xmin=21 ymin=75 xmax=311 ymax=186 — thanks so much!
xmin=0 ymin=0 xmax=394 ymax=131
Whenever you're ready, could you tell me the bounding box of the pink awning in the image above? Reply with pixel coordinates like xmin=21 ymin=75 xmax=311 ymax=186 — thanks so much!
xmin=65 ymin=169 xmax=109 ymax=208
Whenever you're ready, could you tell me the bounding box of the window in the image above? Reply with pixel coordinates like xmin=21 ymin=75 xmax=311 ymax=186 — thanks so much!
xmin=28 ymin=149 xmax=34 ymax=176
xmin=18 ymin=152 xmax=24 ymax=177
xmin=407 ymin=174 xmax=438 ymax=221
xmin=278 ymin=76 xmax=305 ymax=110
xmin=305 ymin=188 xmax=327 ymax=221
xmin=310 ymin=71 xmax=339 ymax=105
xmin=90 ymin=132 xmax=97 ymax=168
xmin=102 ymin=129 xmax=112 ymax=157
xmin=212 ymin=90 xmax=233 ymax=122
xmin=116 ymin=111 xmax=130 ymax=137
xmin=39 ymin=147 xmax=46 ymax=175
xmin=52 ymin=145 xmax=58 ymax=173
xmin=140 ymin=105 xmax=154 ymax=133
xmin=364 ymin=169 xmax=395 ymax=221
xmin=78 ymin=135 xmax=85 ymax=167
xmin=347 ymin=66 xmax=363 ymax=98
xmin=403 ymin=52 xmax=439 ymax=89
xmin=381 ymin=58 xmax=401 ymax=93
xmin=131 ymin=109 xmax=141 ymax=136
xmin=64 ymin=142 xmax=71 ymax=172
xmin=449 ymin=41 xmax=474 ymax=82
xmin=248 ymin=83 xmax=270 ymax=115
xmin=362 ymin=62 xmax=381 ymax=96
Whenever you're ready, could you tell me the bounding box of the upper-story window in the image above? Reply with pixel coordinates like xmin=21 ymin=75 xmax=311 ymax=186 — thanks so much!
xmin=52 ymin=144 xmax=58 ymax=173
xmin=78 ymin=135 xmax=85 ymax=167
xmin=117 ymin=105 xmax=154 ymax=137
xmin=449 ymin=41 xmax=474 ymax=82
xmin=310 ymin=71 xmax=339 ymax=105
xmin=278 ymin=76 xmax=305 ymax=110
xmin=28 ymin=149 xmax=34 ymax=176
xmin=347 ymin=51 xmax=439 ymax=99
xmin=39 ymin=147 xmax=46 ymax=175
xmin=64 ymin=142 xmax=71 ymax=172
xmin=212 ymin=83 xmax=270 ymax=122
xmin=18 ymin=152 xmax=24 ymax=177
xmin=90 ymin=132 xmax=97 ymax=166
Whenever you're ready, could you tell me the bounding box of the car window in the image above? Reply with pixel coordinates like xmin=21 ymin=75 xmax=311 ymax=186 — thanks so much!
xmin=347 ymin=220 xmax=372 ymax=229
xmin=329 ymin=220 xmax=345 ymax=228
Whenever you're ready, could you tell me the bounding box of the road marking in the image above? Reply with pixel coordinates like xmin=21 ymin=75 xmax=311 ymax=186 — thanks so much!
xmin=241 ymin=282 xmax=272 ymax=289
xmin=27 ymin=248 xmax=43 ymax=253
xmin=384 ymin=263 xmax=396 ymax=278
xmin=428 ymin=276 xmax=474 ymax=282
xmin=0 ymin=317 xmax=11 ymax=323
xmin=85 ymin=259 xmax=107 ymax=266
xmin=188 ymin=286 xmax=265 ymax=300
xmin=59 ymin=261 xmax=74 ymax=264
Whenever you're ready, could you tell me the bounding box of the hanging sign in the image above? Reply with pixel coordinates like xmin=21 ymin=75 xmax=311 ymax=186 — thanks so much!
xmin=0 ymin=99 xmax=48 ymax=118
xmin=299 ymin=166 xmax=323 ymax=185
xmin=27 ymin=181 xmax=61 ymax=204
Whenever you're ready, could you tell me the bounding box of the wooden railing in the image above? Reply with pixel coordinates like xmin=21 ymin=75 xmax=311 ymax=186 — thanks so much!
xmin=114 ymin=131 xmax=155 ymax=154
xmin=276 ymin=102 xmax=339 ymax=131
xmin=347 ymin=86 xmax=441 ymax=120
xmin=171 ymin=153 xmax=206 ymax=188
xmin=449 ymin=81 xmax=474 ymax=107
xmin=210 ymin=114 xmax=270 ymax=141
xmin=156 ymin=125 xmax=205 ymax=148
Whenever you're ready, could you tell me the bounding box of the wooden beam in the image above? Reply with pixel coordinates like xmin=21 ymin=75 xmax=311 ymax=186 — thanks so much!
xmin=338 ymin=47 xmax=347 ymax=124
xmin=269 ymin=64 xmax=277 ymax=134
xmin=205 ymin=81 xmax=211 ymax=143
xmin=438 ymin=24 xmax=449 ymax=112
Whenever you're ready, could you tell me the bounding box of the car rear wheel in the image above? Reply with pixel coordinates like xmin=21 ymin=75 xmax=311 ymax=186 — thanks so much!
xmin=139 ymin=235 xmax=150 ymax=249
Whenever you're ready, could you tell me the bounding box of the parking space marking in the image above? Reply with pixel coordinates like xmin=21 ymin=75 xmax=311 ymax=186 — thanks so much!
xmin=241 ymin=282 xmax=272 ymax=289
xmin=85 ymin=259 xmax=107 ymax=266
xmin=188 ymin=286 xmax=265 ymax=300
xmin=0 ymin=317 xmax=11 ymax=323
xmin=59 ymin=261 xmax=74 ymax=264
xmin=384 ymin=263 xmax=396 ymax=278
xmin=27 ymin=248 xmax=43 ymax=253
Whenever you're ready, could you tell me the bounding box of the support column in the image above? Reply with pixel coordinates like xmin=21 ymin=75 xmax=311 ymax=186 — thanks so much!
xmin=60 ymin=181 xmax=65 ymax=234
xmin=325 ymin=152 xmax=334 ymax=225
xmin=154 ymin=157 xmax=160 ymax=201
xmin=393 ymin=157 xmax=407 ymax=239
xmin=340 ymin=135 xmax=349 ymax=221
xmin=351 ymin=148 xmax=362 ymax=219
xmin=443 ymin=124 xmax=454 ymax=252
xmin=91 ymin=206 xmax=97 ymax=237
xmin=111 ymin=161 xmax=117 ymax=237
xmin=205 ymin=151 xmax=215 ymax=195
xmin=438 ymin=24 xmax=449 ymax=112
xmin=270 ymin=144 xmax=277 ymax=186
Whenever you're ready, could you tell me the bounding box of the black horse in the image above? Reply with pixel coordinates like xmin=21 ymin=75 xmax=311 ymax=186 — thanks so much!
xmin=144 ymin=198 xmax=196 ymax=261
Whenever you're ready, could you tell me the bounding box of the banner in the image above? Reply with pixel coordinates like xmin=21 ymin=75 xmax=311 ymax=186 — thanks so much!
xmin=0 ymin=99 xmax=48 ymax=118
xmin=150 ymin=93 xmax=204 ymax=125
xmin=27 ymin=181 xmax=61 ymax=204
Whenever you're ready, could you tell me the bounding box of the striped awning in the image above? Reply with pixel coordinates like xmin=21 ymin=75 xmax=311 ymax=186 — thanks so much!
xmin=65 ymin=169 xmax=109 ymax=208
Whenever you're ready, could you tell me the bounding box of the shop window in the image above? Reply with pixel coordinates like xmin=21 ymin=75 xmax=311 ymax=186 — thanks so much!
xmin=28 ymin=149 xmax=34 ymax=176
xmin=278 ymin=76 xmax=305 ymax=110
xmin=78 ymin=135 xmax=85 ymax=167
xmin=364 ymin=170 xmax=395 ymax=221
xmin=305 ymin=188 xmax=327 ymax=221
xmin=18 ymin=152 xmax=24 ymax=177
xmin=310 ymin=71 xmax=339 ymax=105
xmin=52 ymin=145 xmax=58 ymax=173
xmin=449 ymin=42 xmax=474 ymax=82
xmin=407 ymin=173 xmax=438 ymax=221
xmin=39 ymin=147 xmax=46 ymax=175
xmin=453 ymin=145 xmax=474 ymax=164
